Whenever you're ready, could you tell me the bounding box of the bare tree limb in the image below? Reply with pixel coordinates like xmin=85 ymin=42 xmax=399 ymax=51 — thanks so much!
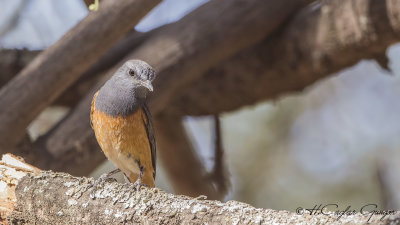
xmin=170 ymin=0 xmax=400 ymax=115
xmin=209 ymin=115 xmax=230 ymax=196
xmin=1 ymin=154 xmax=398 ymax=224
xmin=0 ymin=0 xmax=161 ymax=151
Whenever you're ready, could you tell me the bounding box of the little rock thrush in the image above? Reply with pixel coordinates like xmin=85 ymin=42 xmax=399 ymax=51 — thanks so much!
xmin=90 ymin=60 xmax=156 ymax=187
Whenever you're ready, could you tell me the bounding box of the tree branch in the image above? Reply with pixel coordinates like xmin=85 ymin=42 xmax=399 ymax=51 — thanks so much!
xmin=170 ymin=0 xmax=400 ymax=115
xmin=209 ymin=115 xmax=230 ymax=196
xmin=0 ymin=0 xmax=161 ymax=150
xmin=1 ymin=154 xmax=398 ymax=224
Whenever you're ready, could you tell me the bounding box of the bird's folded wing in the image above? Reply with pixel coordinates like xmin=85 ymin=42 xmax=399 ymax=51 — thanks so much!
xmin=90 ymin=91 xmax=99 ymax=129
xmin=142 ymin=103 xmax=156 ymax=178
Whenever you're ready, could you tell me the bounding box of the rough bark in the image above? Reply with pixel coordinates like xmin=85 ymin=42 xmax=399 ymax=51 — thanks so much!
xmin=0 ymin=0 xmax=161 ymax=151
xmin=0 ymin=154 xmax=41 ymax=223
xmin=170 ymin=0 xmax=400 ymax=115
xmin=1 ymin=154 xmax=399 ymax=225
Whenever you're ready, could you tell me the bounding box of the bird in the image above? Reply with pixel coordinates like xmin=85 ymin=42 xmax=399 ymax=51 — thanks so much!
xmin=90 ymin=59 xmax=156 ymax=188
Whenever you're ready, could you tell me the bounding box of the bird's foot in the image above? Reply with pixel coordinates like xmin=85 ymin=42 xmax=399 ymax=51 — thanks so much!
xmin=131 ymin=180 xmax=148 ymax=191
xmin=90 ymin=168 xmax=120 ymax=198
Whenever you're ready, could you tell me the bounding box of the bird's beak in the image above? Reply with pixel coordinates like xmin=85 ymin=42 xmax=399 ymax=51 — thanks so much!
xmin=140 ymin=80 xmax=153 ymax=92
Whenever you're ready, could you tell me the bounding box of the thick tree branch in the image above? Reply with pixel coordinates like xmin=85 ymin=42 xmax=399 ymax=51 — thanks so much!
xmin=170 ymin=0 xmax=400 ymax=115
xmin=1 ymin=154 xmax=398 ymax=224
xmin=0 ymin=0 xmax=161 ymax=150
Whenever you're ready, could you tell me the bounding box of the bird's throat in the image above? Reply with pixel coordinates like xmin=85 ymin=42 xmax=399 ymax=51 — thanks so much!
xmin=95 ymin=86 xmax=145 ymax=117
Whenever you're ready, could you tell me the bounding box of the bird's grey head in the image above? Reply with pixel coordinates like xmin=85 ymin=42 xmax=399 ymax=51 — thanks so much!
xmin=113 ymin=60 xmax=156 ymax=98
xmin=95 ymin=60 xmax=156 ymax=116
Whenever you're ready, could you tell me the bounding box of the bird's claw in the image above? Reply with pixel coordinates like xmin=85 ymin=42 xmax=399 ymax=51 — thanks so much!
xmin=132 ymin=180 xmax=148 ymax=190
xmin=89 ymin=169 xmax=120 ymax=198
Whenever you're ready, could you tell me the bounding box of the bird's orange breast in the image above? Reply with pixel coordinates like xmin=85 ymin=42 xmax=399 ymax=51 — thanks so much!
xmin=91 ymin=92 xmax=154 ymax=187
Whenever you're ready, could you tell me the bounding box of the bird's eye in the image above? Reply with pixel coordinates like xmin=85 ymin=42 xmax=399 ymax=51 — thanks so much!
xmin=128 ymin=69 xmax=136 ymax=76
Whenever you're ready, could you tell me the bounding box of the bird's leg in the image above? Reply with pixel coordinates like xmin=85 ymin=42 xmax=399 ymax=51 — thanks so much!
xmin=90 ymin=168 xmax=121 ymax=197
xmin=123 ymin=173 xmax=130 ymax=183
xmin=133 ymin=165 xmax=144 ymax=188
xmin=132 ymin=162 xmax=148 ymax=189
xmin=98 ymin=168 xmax=121 ymax=181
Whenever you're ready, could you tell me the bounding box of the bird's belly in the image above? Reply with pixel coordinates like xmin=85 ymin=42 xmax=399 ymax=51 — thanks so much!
xmin=91 ymin=109 xmax=152 ymax=179
xmin=106 ymin=146 xmax=140 ymax=176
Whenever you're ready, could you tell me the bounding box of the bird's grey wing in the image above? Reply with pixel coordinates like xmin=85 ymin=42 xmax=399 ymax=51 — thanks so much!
xmin=142 ymin=103 xmax=156 ymax=178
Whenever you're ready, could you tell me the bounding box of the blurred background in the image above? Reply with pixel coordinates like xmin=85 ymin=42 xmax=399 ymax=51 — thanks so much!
xmin=1 ymin=0 xmax=400 ymax=212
